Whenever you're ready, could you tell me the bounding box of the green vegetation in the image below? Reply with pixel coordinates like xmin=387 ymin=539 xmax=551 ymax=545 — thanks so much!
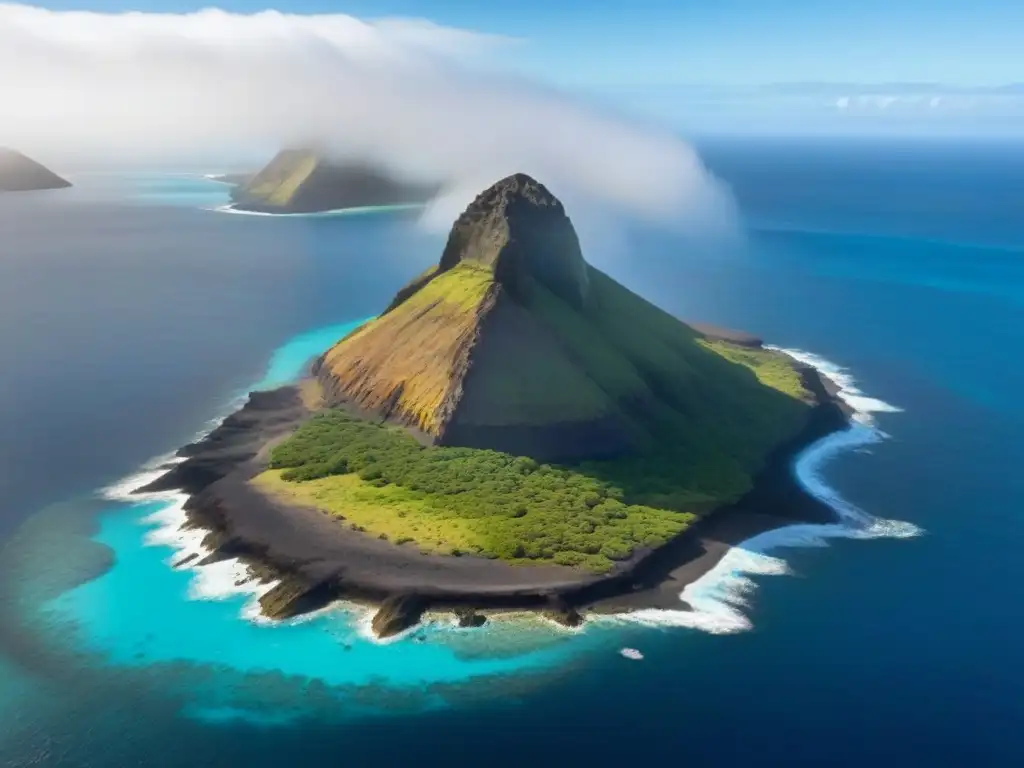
xmin=255 ymin=470 xmax=485 ymax=554
xmin=410 ymin=263 xmax=494 ymax=312
xmin=273 ymin=267 xmax=815 ymax=571
xmin=263 ymin=409 xmax=698 ymax=571
xmin=455 ymin=266 xmax=811 ymax=457
xmin=700 ymin=339 xmax=809 ymax=399
xmin=239 ymin=149 xmax=318 ymax=206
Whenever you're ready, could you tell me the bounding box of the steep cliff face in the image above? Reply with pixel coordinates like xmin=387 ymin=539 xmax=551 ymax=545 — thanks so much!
xmin=0 ymin=149 xmax=71 ymax=192
xmin=230 ymin=149 xmax=441 ymax=213
xmin=315 ymin=173 xmax=813 ymax=462
xmin=438 ymin=174 xmax=589 ymax=309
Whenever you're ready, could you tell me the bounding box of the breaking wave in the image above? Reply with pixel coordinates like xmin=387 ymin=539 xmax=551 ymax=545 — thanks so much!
xmin=609 ymin=347 xmax=922 ymax=635
xmin=211 ymin=203 xmax=425 ymax=218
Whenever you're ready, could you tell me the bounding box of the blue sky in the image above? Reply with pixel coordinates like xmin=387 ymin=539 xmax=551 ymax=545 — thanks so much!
xmin=18 ymin=0 xmax=1024 ymax=135
xmin=33 ymin=0 xmax=1024 ymax=88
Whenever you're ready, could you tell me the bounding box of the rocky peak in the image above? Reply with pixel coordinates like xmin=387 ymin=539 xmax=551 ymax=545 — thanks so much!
xmin=438 ymin=173 xmax=589 ymax=308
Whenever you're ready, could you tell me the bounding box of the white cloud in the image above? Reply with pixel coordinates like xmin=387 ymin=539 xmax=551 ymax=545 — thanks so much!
xmin=828 ymin=89 xmax=1024 ymax=118
xmin=0 ymin=4 xmax=731 ymax=232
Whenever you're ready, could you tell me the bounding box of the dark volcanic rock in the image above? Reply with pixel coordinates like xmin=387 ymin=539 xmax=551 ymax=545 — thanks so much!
xmin=371 ymin=594 xmax=429 ymax=638
xmin=438 ymin=173 xmax=589 ymax=309
xmin=542 ymin=598 xmax=584 ymax=628
xmin=453 ymin=607 xmax=487 ymax=628
xmin=258 ymin=576 xmax=339 ymax=620
xmin=137 ymin=387 xmax=306 ymax=495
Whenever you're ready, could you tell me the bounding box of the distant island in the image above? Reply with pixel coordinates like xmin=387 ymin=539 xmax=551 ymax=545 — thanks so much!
xmin=0 ymin=149 xmax=71 ymax=192
xmin=224 ymin=149 xmax=442 ymax=214
xmin=140 ymin=173 xmax=849 ymax=637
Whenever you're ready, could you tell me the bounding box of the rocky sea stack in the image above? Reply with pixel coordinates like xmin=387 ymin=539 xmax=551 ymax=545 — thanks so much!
xmin=229 ymin=148 xmax=441 ymax=214
xmin=0 ymin=148 xmax=71 ymax=192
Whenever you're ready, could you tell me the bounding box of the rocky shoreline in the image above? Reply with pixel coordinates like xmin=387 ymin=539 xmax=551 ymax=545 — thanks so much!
xmin=137 ymin=349 xmax=850 ymax=638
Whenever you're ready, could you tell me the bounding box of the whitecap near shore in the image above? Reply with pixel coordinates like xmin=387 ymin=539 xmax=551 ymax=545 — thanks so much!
xmin=771 ymin=347 xmax=904 ymax=428
xmin=210 ymin=202 xmax=425 ymax=218
xmin=101 ymin=455 xmax=282 ymax=616
xmin=606 ymin=347 xmax=922 ymax=635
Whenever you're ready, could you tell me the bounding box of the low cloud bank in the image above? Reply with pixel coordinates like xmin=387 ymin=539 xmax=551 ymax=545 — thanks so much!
xmin=0 ymin=4 xmax=733 ymax=231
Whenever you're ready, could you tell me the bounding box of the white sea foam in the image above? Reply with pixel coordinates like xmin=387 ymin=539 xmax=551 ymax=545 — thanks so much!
xmin=100 ymin=456 xmax=182 ymax=503
xmin=97 ymin=396 xmax=281 ymax=619
xmin=604 ymin=346 xmax=922 ymax=635
xmin=210 ymin=202 xmax=425 ymax=218
xmin=188 ymin=558 xmax=266 ymax=602
xmin=766 ymin=346 xmax=904 ymax=428
xmin=142 ymin=493 xmax=277 ymax=618
xmin=350 ymin=605 xmax=433 ymax=645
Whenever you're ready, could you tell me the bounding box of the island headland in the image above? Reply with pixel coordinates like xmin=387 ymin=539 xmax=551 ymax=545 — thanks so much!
xmin=0 ymin=148 xmax=71 ymax=192
xmin=140 ymin=173 xmax=850 ymax=637
xmin=226 ymin=148 xmax=442 ymax=214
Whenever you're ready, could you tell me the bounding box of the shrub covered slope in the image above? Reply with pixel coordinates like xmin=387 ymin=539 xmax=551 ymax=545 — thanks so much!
xmin=259 ymin=173 xmax=816 ymax=570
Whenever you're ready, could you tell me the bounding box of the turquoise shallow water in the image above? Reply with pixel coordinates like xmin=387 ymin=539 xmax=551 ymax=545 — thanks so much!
xmin=59 ymin=172 xmax=236 ymax=209
xmin=66 ymin=173 xmax=427 ymax=219
xmin=45 ymin=499 xmax=591 ymax=689
xmin=40 ymin=316 xmax=614 ymax=716
xmin=256 ymin=320 xmax=367 ymax=389
xmin=128 ymin=174 xmax=235 ymax=209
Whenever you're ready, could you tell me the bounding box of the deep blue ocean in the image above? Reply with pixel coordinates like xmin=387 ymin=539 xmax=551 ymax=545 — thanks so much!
xmin=1 ymin=137 xmax=1022 ymax=766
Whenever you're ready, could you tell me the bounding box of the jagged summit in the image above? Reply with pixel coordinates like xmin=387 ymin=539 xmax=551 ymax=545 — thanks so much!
xmin=314 ymin=174 xmax=810 ymax=462
xmin=0 ymin=148 xmax=71 ymax=192
xmin=438 ymin=173 xmax=589 ymax=309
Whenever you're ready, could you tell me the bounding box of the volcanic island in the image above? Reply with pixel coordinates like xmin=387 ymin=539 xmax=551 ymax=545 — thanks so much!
xmin=224 ymin=148 xmax=441 ymax=214
xmin=0 ymin=148 xmax=71 ymax=192
xmin=140 ymin=173 xmax=850 ymax=637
